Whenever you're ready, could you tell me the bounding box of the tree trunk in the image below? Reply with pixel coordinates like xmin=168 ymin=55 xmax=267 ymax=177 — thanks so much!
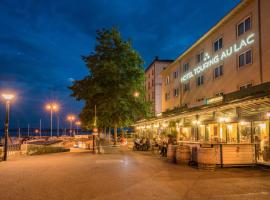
xmin=114 ymin=126 xmax=117 ymax=145
xmin=108 ymin=127 xmax=111 ymax=145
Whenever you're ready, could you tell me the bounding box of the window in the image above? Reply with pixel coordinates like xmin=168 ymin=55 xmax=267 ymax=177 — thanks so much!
xmin=165 ymin=76 xmax=170 ymax=85
xmin=197 ymin=75 xmax=204 ymax=86
xmin=152 ymin=79 xmax=154 ymax=86
xmin=165 ymin=92 xmax=170 ymax=101
xmin=237 ymin=17 xmax=251 ymax=37
xmin=173 ymin=88 xmax=179 ymax=97
xmin=152 ymin=91 xmax=155 ymax=100
xmin=148 ymin=82 xmax=150 ymax=89
xmin=240 ymin=83 xmax=252 ymax=90
xmin=197 ymin=52 xmax=204 ymax=63
xmin=152 ymin=69 xmax=154 ymax=75
xmin=214 ymin=37 xmax=223 ymax=52
xmin=183 ymin=82 xmax=190 ymax=92
xmin=239 ymin=49 xmax=252 ymax=68
xmin=214 ymin=65 xmax=223 ymax=79
xmin=173 ymin=70 xmax=179 ymax=79
xmin=183 ymin=62 xmax=189 ymax=72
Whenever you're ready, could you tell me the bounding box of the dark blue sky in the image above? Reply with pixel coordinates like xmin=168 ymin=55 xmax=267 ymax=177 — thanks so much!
xmin=0 ymin=0 xmax=240 ymax=129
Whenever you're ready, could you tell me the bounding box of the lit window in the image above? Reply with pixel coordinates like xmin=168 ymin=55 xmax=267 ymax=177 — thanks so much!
xmin=197 ymin=75 xmax=204 ymax=86
xmin=239 ymin=49 xmax=252 ymax=68
xmin=237 ymin=17 xmax=251 ymax=37
xmin=183 ymin=62 xmax=189 ymax=72
xmin=214 ymin=37 xmax=223 ymax=52
xmin=214 ymin=65 xmax=223 ymax=79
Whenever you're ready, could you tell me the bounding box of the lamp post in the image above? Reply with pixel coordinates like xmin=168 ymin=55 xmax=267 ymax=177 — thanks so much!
xmin=2 ymin=93 xmax=15 ymax=161
xmin=46 ymin=103 xmax=59 ymax=138
xmin=67 ymin=115 xmax=75 ymax=137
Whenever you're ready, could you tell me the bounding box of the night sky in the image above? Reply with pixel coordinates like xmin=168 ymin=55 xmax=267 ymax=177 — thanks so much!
xmin=0 ymin=0 xmax=240 ymax=129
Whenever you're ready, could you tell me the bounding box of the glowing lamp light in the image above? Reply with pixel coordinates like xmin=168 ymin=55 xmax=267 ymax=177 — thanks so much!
xmin=219 ymin=117 xmax=230 ymax=123
xmin=75 ymin=121 xmax=81 ymax=126
xmin=35 ymin=129 xmax=39 ymax=134
xmin=2 ymin=94 xmax=15 ymax=101
xmin=162 ymin=123 xmax=168 ymax=128
xmin=133 ymin=91 xmax=140 ymax=98
xmin=227 ymin=125 xmax=233 ymax=131
xmin=46 ymin=103 xmax=59 ymax=111
xmin=259 ymin=123 xmax=266 ymax=129
xmin=67 ymin=115 xmax=75 ymax=121
xmin=192 ymin=120 xmax=201 ymax=125
xmin=239 ymin=121 xmax=247 ymax=126
xmin=93 ymin=128 xmax=98 ymax=132
xmin=153 ymin=124 xmax=159 ymax=128
xmin=266 ymin=112 xmax=270 ymax=117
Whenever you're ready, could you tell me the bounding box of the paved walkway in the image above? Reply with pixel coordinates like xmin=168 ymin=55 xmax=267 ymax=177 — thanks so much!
xmin=0 ymin=147 xmax=270 ymax=200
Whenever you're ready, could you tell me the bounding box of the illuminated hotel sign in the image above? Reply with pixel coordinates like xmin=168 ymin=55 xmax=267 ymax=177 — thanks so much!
xmin=180 ymin=33 xmax=255 ymax=82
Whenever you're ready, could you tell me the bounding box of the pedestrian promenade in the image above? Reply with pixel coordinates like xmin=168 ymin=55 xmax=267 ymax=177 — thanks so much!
xmin=0 ymin=148 xmax=269 ymax=200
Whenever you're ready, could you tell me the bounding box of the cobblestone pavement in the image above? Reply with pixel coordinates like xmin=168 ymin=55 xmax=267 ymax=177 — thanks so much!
xmin=0 ymin=147 xmax=270 ymax=200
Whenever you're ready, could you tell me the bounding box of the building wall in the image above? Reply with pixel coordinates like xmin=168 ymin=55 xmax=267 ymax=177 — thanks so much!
xmin=261 ymin=0 xmax=270 ymax=83
xmin=162 ymin=61 xmax=181 ymax=112
xmin=155 ymin=61 xmax=173 ymax=114
xmin=161 ymin=0 xmax=270 ymax=112
xmin=145 ymin=60 xmax=172 ymax=115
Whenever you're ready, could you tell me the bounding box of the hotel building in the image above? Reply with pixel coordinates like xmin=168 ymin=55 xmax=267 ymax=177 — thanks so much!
xmin=135 ymin=0 xmax=270 ymax=166
xmin=145 ymin=57 xmax=173 ymax=116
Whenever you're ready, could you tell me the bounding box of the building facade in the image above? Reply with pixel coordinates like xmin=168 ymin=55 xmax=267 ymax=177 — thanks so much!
xmin=136 ymin=0 xmax=270 ymax=166
xmin=162 ymin=0 xmax=270 ymax=111
xmin=145 ymin=57 xmax=173 ymax=116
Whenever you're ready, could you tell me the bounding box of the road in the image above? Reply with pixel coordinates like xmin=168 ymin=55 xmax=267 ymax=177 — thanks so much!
xmin=0 ymin=147 xmax=270 ymax=200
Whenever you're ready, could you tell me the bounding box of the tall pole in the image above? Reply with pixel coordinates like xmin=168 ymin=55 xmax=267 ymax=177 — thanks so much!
xmin=39 ymin=119 xmax=42 ymax=138
xmin=50 ymin=108 xmax=53 ymax=138
xmin=28 ymin=123 xmax=30 ymax=137
xmin=3 ymin=101 xmax=10 ymax=161
xmin=57 ymin=115 xmax=59 ymax=137
xmin=70 ymin=121 xmax=72 ymax=137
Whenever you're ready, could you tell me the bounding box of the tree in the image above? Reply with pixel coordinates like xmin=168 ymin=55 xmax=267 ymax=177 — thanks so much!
xmin=70 ymin=27 xmax=151 ymax=143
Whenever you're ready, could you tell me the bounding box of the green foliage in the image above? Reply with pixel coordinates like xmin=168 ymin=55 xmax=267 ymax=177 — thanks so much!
xmin=70 ymin=27 xmax=151 ymax=129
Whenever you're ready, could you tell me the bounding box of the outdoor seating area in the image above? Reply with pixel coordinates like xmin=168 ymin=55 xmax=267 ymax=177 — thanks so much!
xmin=134 ymin=83 xmax=270 ymax=167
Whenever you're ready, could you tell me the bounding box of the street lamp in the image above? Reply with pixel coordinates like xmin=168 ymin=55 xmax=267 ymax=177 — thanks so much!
xmin=1 ymin=93 xmax=15 ymax=161
xmin=46 ymin=103 xmax=59 ymax=138
xmin=133 ymin=91 xmax=140 ymax=98
xmin=75 ymin=121 xmax=81 ymax=135
xmin=67 ymin=115 xmax=75 ymax=136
